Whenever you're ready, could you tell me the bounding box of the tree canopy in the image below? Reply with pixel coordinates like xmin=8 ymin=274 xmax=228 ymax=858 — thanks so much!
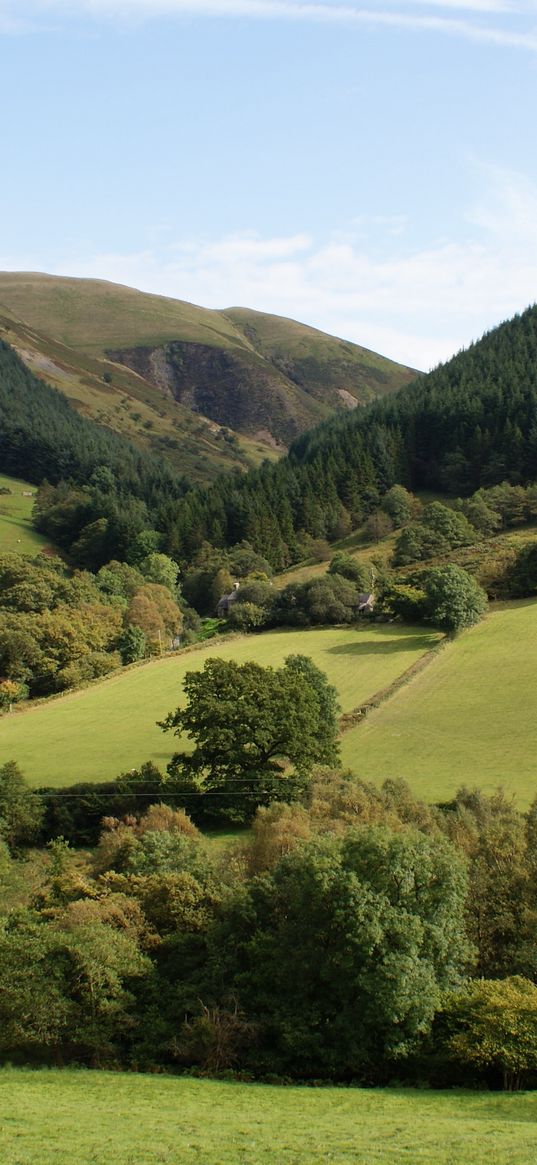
xmin=159 ymin=654 xmax=340 ymax=809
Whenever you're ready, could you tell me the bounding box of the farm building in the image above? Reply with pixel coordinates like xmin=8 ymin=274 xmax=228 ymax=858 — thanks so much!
xmin=217 ymin=583 xmax=240 ymax=617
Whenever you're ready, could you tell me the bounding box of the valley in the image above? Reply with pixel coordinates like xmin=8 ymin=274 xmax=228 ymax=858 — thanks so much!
xmin=4 ymin=4 xmax=537 ymax=1155
xmin=1 ymin=290 xmax=537 ymax=1098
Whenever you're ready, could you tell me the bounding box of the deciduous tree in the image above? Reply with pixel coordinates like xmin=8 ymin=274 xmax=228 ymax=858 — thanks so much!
xmin=159 ymin=655 xmax=340 ymax=803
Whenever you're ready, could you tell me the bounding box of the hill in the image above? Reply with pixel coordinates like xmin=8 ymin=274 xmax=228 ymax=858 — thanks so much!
xmin=0 ymin=303 xmax=276 ymax=483
xmin=2 ymin=1070 xmax=535 ymax=1165
xmin=227 ymin=305 xmax=404 ymax=408
xmin=0 ymin=271 xmax=415 ymax=456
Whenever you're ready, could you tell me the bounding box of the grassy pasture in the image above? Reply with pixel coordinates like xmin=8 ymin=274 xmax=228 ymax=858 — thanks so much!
xmin=0 ymin=272 xmax=247 ymax=353
xmin=1 ymin=1070 xmax=537 ymax=1165
xmin=0 ymin=474 xmax=49 ymax=555
xmin=0 ymin=625 xmax=439 ymax=788
xmin=341 ymin=599 xmax=537 ymax=807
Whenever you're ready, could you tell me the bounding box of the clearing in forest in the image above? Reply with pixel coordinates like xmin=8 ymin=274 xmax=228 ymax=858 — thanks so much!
xmin=0 ymin=474 xmax=49 ymax=555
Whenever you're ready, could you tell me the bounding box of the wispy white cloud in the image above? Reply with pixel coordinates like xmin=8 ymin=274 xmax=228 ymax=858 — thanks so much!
xmin=6 ymin=163 xmax=535 ymax=370
xmin=3 ymin=0 xmax=537 ymax=53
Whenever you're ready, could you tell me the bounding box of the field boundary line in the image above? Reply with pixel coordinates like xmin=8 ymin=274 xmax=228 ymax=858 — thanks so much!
xmin=338 ymin=635 xmax=449 ymax=735
xmin=0 ymin=630 xmax=247 ymax=718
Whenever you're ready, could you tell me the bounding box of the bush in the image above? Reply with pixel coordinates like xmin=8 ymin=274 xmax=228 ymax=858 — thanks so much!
xmin=507 ymin=541 xmax=537 ymax=598
xmin=227 ymin=602 xmax=268 ymax=631
xmin=440 ymin=977 xmax=537 ymax=1090
xmin=328 ymin=552 xmax=371 ymax=589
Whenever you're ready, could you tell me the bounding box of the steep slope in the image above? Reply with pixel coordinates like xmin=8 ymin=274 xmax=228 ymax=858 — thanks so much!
xmin=0 ymin=304 xmax=277 ymax=481
xmin=226 ymin=306 xmax=414 ymax=407
xmin=0 ymin=272 xmax=414 ymax=452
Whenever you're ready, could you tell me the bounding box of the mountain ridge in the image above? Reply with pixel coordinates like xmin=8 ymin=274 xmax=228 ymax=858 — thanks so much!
xmin=0 ymin=271 xmax=416 ymax=465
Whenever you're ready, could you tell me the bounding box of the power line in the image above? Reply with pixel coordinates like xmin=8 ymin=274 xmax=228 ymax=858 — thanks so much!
xmin=34 ymin=789 xmax=294 ymax=799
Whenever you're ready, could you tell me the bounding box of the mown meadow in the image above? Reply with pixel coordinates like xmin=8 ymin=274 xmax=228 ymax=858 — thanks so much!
xmin=0 ymin=623 xmax=439 ymax=787
xmin=341 ymin=598 xmax=537 ymax=806
xmin=1 ymin=1070 xmax=537 ymax=1165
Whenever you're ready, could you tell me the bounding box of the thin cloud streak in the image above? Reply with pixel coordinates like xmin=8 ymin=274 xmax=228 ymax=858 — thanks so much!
xmin=7 ymin=1 xmax=537 ymax=53
xmin=388 ymin=1 xmax=517 ymax=11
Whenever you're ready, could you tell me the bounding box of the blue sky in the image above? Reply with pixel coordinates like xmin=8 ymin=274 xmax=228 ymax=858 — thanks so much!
xmin=1 ymin=1 xmax=537 ymax=368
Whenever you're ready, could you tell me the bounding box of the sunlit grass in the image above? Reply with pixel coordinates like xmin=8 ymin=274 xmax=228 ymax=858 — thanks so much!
xmin=1 ymin=1070 xmax=537 ymax=1165
xmin=0 ymin=625 xmax=438 ymax=787
xmin=341 ymin=599 xmax=537 ymax=807
xmin=0 ymin=474 xmax=49 ymax=555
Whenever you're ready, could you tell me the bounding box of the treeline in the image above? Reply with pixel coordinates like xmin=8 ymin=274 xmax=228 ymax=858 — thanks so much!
xmin=3 ymin=763 xmax=537 ymax=1088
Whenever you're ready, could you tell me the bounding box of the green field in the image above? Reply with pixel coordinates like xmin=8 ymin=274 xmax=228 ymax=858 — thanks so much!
xmin=1 ymin=1070 xmax=536 ymax=1165
xmin=341 ymin=599 xmax=537 ymax=807
xmin=0 ymin=474 xmax=49 ymax=555
xmin=0 ymin=625 xmax=439 ymax=787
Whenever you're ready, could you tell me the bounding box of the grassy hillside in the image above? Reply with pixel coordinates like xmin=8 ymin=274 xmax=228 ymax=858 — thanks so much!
xmin=0 ymin=272 xmax=414 ymax=452
xmin=0 ymin=473 xmax=50 ymax=554
xmin=2 ymin=1070 xmax=536 ymax=1165
xmin=0 ymin=272 xmax=247 ymax=353
xmin=227 ymin=305 xmax=416 ymax=405
xmin=341 ymin=599 xmax=537 ymax=806
xmin=0 ymin=625 xmax=439 ymax=787
xmin=0 ymin=308 xmax=275 ymax=481
xmin=274 ymin=512 xmax=537 ymax=591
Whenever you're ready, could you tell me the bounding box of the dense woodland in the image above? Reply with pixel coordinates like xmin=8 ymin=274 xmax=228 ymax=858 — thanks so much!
xmin=3 ymin=761 xmax=537 ymax=1089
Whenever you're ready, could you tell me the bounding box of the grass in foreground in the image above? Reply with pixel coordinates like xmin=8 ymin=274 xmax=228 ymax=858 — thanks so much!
xmin=0 ymin=474 xmax=49 ymax=555
xmin=0 ymin=625 xmax=439 ymax=787
xmin=1 ymin=1069 xmax=537 ymax=1165
xmin=341 ymin=599 xmax=537 ymax=807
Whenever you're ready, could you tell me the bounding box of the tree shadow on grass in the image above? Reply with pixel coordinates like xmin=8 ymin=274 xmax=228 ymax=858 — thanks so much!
xmin=327 ymin=633 xmax=439 ymax=657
